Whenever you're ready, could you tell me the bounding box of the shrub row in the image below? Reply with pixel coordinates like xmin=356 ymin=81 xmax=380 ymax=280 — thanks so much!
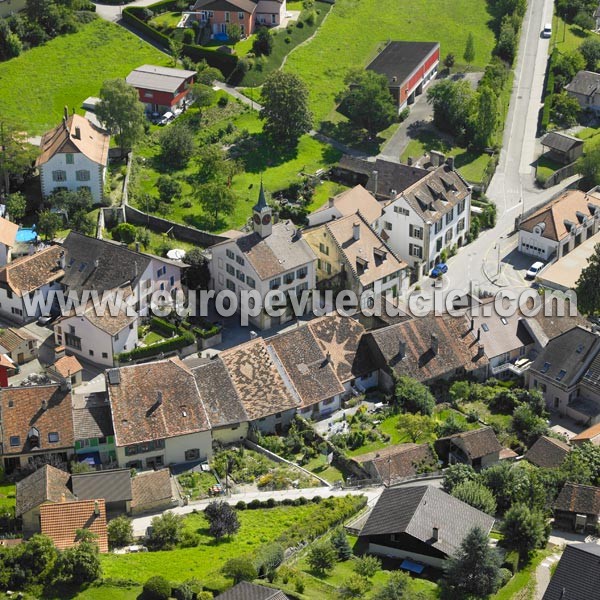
xmin=122 ymin=4 xmax=238 ymax=76
xmin=540 ymin=50 xmax=557 ymax=134
xmin=193 ymin=324 xmax=221 ymax=339
xmin=117 ymin=330 xmax=195 ymax=362
xmin=150 ymin=316 xmax=179 ymax=337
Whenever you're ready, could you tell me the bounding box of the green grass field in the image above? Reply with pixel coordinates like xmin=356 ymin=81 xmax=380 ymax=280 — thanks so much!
xmin=284 ymin=0 xmax=496 ymax=123
xmin=0 ymin=18 xmax=169 ymax=134
xmin=551 ymin=16 xmax=592 ymax=54
xmin=0 ymin=482 xmax=15 ymax=513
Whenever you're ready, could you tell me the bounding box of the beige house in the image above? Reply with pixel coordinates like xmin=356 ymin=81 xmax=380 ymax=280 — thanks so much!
xmin=0 ymin=216 xmax=19 ymax=267
xmin=306 ymin=185 xmax=383 ymax=228
xmin=0 ymin=327 xmax=38 ymax=364
xmin=46 ymin=346 xmax=83 ymax=387
xmin=130 ymin=469 xmax=178 ymax=515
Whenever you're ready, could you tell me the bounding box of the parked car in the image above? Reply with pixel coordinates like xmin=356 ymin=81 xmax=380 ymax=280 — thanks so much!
xmin=37 ymin=313 xmax=55 ymax=326
xmin=158 ymin=111 xmax=174 ymax=126
xmin=525 ymin=261 xmax=544 ymax=279
xmin=431 ymin=263 xmax=448 ymax=278
xmin=542 ymin=23 xmax=552 ymax=38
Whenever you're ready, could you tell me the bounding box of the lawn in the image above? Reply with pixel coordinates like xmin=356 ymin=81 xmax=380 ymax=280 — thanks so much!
xmin=178 ymin=470 xmax=220 ymax=500
xmin=284 ymin=0 xmax=496 ymax=124
xmin=100 ymin=500 xmax=361 ymax=589
xmin=551 ymin=16 xmax=592 ymax=55
xmin=304 ymin=455 xmax=345 ymax=483
xmin=132 ymin=100 xmax=341 ymax=232
xmin=0 ymin=482 xmax=15 ymax=513
xmin=0 ymin=19 xmax=170 ymax=135
xmin=492 ymin=549 xmax=552 ymax=600
xmin=535 ymin=154 xmax=563 ymax=183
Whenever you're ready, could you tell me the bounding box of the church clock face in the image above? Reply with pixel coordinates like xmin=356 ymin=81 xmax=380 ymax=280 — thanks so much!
xmin=253 ymin=214 xmax=261 ymax=224
xmin=262 ymin=214 xmax=271 ymax=225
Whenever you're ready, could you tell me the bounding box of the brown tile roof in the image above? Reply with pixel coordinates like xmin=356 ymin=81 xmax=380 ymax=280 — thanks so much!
xmin=216 ymin=221 xmax=316 ymax=281
xmin=525 ymin=435 xmax=571 ymax=468
xmin=51 ymin=355 xmax=83 ymax=378
xmin=308 ymin=314 xmax=376 ymax=383
xmin=0 ymin=327 xmax=36 ymax=352
xmin=15 ymin=464 xmax=74 ymax=517
xmin=72 ymin=392 xmax=114 ymax=440
xmin=0 ymin=245 xmax=64 ymax=296
xmin=192 ymin=359 xmax=248 ymax=428
xmin=0 ymin=216 xmax=18 ymax=248
xmin=36 ymin=114 xmax=109 ymax=167
xmin=439 ymin=427 xmax=502 ymax=460
xmin=324 ymin=212 xmax=406 ymax=288
xmin=519 ymin=190 xmax=600 ymax=243
xmin=366 ymin=314 xmax=488 ymax=382
xmin=0 ymin=353 xmax=14 ymax=369
xmin=107 ymin=357 xmax=211 ymax=447
xmin=0 ymin=385 xmax=74 ymax=455
xmin=311 ymin=185 xmax=383 ymax=224
xmin=399 ymin=164 xmax=470 ymax=223
xmin=220 ymin=338 xmax=299 ymax=420
xmin=268 ymin=324 xmax=345 ymax=408
xmin=353 ymin=443 xmax=438 ymax=483
xmin=130 ymin=468 xmax=173 ymax=509
xmin=573 ymin=422 xmax=600 ymax=441
xmin=554 ymin=482 xmax=600 ymax=516
xmin=40 ymin=498 xmax=108 ymax=552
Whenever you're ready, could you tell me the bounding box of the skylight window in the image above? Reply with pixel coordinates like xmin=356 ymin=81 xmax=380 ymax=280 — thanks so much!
xmin=576 ymin=344 xmax=584 ymax=354
xmin=501 ymin=317 xmax=508 ymax=325
xmin=540 ymin=362 xmax=551 ymax=373
xmin=556 ymin=369 xmax=567 ymax=381
xmin=481 ymin=323 xmax=489 ymax=332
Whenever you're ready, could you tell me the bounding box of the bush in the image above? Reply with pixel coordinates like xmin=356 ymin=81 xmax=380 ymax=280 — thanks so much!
xmin=117 ymin=330 xmax=195 ymax=362
xmin=112 ymin=222 xmax=137 ymax=244
xmin=183 ymin=29 xmax=194 ymax=44
xmin=222 ymin=556 xmax=257 ymax=584
xmin=285 ymin=36 xmax=291 ymax=43
xmin=150 ymin=316 xmax=178 ymax=337
xmin=307 ymin=541 xmax=337 ymax=575
xmin=499 ymin=567 xmax=513 ymax=586
xmin=218 ymin=95 xmax=229 ymax=107
xmin=235 ymin=501 xmax=247 ymax=510
xmin=296 ymin=20 xmax=304 ymax=28
xmin=143 ymin=575 xmax=171 ymax=600
xmin=107 ymin=516 xmax=133 ymax=548
xmin=146 ymin=512 xmax=184 ymax=551
xmin=353 ymin=554 xmax=381 ymax=578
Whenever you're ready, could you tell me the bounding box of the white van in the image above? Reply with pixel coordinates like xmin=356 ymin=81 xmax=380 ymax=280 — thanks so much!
xmin=542 ymin=23 xmax=552 ymax=38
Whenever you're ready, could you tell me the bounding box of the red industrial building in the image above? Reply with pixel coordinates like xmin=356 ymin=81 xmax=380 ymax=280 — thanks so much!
xmin=367 ymin=41 xmax=440 ymax=111
xmin=126 ymin=65 xmax=197 ymax=116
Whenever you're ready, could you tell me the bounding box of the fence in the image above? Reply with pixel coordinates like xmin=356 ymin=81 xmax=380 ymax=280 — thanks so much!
xmin=541 ymin=162 xmax=578 ymax=189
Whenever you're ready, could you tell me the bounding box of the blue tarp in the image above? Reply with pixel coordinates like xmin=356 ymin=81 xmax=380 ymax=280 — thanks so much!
xmin=400 ymin=559 xmax=425 ymax=574
xmin=78 ymin=451 xmax=101 ymax=465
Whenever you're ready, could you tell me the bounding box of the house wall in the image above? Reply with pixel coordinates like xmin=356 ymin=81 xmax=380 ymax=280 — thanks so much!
xmin=554 ymin=509 xmax=599 ymax=533
xmin=3 ymin=448 xmax=74 ymax=474
xmin=22 ymin=506 xmax=43 ymax=538
xmin=0 ymin=282 xmax=61 ymax=324
xmin=368 ymin=542 xmax=445 ymax=569
xmin=75 ymin=436 xmax=117 ymax=464
xmin=397 ymin=46 xmax=440 ymax=109
xmin=54 ymin=315 xmax=138 ymax=367
xmin=135 ymin=78 xmax=194 ymax=114
xmin=116 ymin=430 xmax=213 ymax=469
xmin=567 ymin=89 xmax=600 ymax=112
xmin=1 ymin=338 xmax=37 ymax=364
xmin=0 ymin=0 xmax=26 ymax=18
xmin=212 ymin=422 xmax=249 ymax=445
xmin=190 ymin=9 xmax=254 ymax=36
xmin=363 ymin=532 xmax=447 ymax=569
xmin=256 ymin=0 xmax=286 ymax=26
xmin=136 ymin=259 xmax=183 ymax=316
xmin=251 ymin=408 xmax=296 ymax=434
xmin=0 ymin=243 xmax=10 ymax=268
xmin=40 ymin=150 xmax=105 ymax=204
xmin=130 ymin=494 xmax=176 ymax=516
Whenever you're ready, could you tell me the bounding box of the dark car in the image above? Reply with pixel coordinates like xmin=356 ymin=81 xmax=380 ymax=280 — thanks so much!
xmin=431 ymin=263 xmax=448 ymax=278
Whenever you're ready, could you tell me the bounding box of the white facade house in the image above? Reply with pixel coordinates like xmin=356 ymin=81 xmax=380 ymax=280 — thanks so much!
xmin=54 ymin=307 xmax=138 ymax=367
xmin=0 ymin=217 xmax=18 ymax=268
xmin=209 ymin=184 xmax=317 ymax=329
xmin=518 ymin=189 xmax=600 ymax=261
xmin=375 ymin=161 xmax=471 ymax=278
xmin=0 ymin=245 xmax=64 ymax=324
xmin=36 ymin=112 xmax=109 ymax=204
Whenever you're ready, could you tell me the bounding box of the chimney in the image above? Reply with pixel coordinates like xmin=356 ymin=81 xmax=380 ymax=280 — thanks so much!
xmin=431 ymin=333 xmax=439 ymax=355
xmin=352 ymin=222 xmax=360 ymax=241
xmin=135 ymin=241 xmax=141 ymax=252
xmin=58 ymin=251 xmax=66 ymax=270
xmin=470 ymin=318 xmax=474 ymax=331
xmin=74 ymin=126 xmax=81 ymax=140
xmin=371 ymin=170 xmax=379 ymax=194
xmin=407 ymin=156 xmax=413 ymax=166
xmin=41 ymin=399 xmax=48 ymax=411
xmin=94 ymin=500 xmax=100 ymax=516
xmin=94 ymin=258 xmax=99 ymax=269
xmin=63 ymin=106 xmax=68 ymax=121
xmin=250 ymin=330 xmax=258 ymax=340
xmin=54 ymin=345 xmax=66 ymax=360
xmin=156 ymin=391 xmax=163 ymax=406
xmin=328 ymin=197 xmax=334 ymax=208
xmin=446 ymin=156 xmax=455 ymax=171
xmin=399 ymin=340 xmax=406 ymax=360
xmin=326 ymin=351 xmax=331 ymax=364
xmin=477 ymin=344 xmax=485 ymax=359
xmin=432 ymin=526 xmax=439 ymax=542
xmin=476 ymin=327 xmax=481 ymax=342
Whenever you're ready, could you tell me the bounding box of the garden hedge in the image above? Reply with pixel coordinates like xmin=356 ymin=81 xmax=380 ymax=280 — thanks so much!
xmin=122 ymin=3 xmax=238 ymax=76
xmin=150 ymin=316 xmax=178 ymax=337
xmin=117 ymin=330 xmax=195 ymax=362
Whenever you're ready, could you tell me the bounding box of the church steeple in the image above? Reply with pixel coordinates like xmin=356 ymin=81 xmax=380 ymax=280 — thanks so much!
xmin=252 ymin=180 xmax=272 ymax=238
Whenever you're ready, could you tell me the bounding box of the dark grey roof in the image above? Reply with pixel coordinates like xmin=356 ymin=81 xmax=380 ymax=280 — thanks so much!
xmin=335 ymin=155 xmax=429 ymax=201
xmin=72 ymin=392 xmax=114 ymax=440
xmin=192 ymin=359 xmax=248 ymax=428
xmin=359 ymin=485 xmax=494 ymax=559
xmin=367 ymin=41 xmax=439 ymax=87
xmin=193 ymin=0 xmax=259 ymax=14
xmin=543 ymin=543 xmax=600 ymax=600
xmin=61 ymin=231 xmax=152 ymax=292
xmin=71 ymin=469 xmax=133 ymax=503
xmin=541 ymin=131 xmax=584 ymax=154
xmin=215 ymin=582 xmax=290 ymax=600
xmin=565 ymin=70 xmax=600 ymax=97
xmin=437 ymin=427 xmax=503 ymax=460
xmin=525 ymin=435 xmax=570 ymax=468
xmin=554 ymin=482 xmax=600 ymax=515
xmin=530 ymin=326 xmax=600 ymax=388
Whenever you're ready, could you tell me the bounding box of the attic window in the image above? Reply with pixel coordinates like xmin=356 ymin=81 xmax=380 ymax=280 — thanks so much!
xmin=8 ymin=400 xmax=13 ymax=408
xmin=78 ymin=262 xmax=87 ymax=272
xmin=540 ymin=362 xmax=551 ymax=373
xmin=48 ymin=432 xmax=59 ymax=443
xmin=481 ymin=323 xmax=489 ymax=332
xmin=9 ymin=436 xmax=20 ymax=447
xmin=556 ymin=369 xmax=567 ymax=381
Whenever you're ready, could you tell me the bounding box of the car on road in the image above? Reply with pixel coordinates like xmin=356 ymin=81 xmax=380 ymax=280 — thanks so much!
xmin=542 ymin=23 xmax=552 ymax=38
xmin=525 ymin=261 xmax=545 ymax=279
xmin=158 ymin=111 xmax=174 ymax=126
xmin=431 ymin=263 xmax=448 ymax=278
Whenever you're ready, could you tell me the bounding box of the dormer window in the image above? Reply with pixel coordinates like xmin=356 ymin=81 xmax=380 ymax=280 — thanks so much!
xmin=556 ymin=369 xmax=567 ymax=381
xmin=28 ymin=426 xmax=40 ymax=449
xmin=540 ymin=362 xmax=551 ymax=374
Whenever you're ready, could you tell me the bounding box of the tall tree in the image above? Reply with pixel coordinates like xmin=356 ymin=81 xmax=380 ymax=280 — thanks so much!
xmin=96 ymin=78 xmax=145 ymax=156
xmin=463 ymin=32 xmax=475 ymax=67
xmin=451 ymin=480 xmax=497 ymax=515
xmin=394 ymin=375 xmax=435 ymax=415
xmin=260 ymin=71 xmax=312 ymax=147
xmin=475 ymin=86 xmax=498 ymax=149
xmin=38 ymin=210 xmax=62 ymax=240
xmin=580 ymin=37 xmax=600 ymax=71
xmin=204 ymin=501 xmax=240 ymax=542
xmin=169 ymin=38 xmax=183 ymax=67
xmin=306 ymin=541 xmax=337 ymax=575
xmin=338 ymin=70 xmax=397 ymax=137
xmin=0 ymin=121 xmax=35 ymax=196
xmin=577 ymin=145 xmax=600 ymax=188
xmin=442 ymin=526 xmax=502 ymax=599
xmin=427 ymin=79 xmax=475 ymax=140
xmin=396 ymin=413 xmax=435 ymax=442
xmin=5 ymin=191 xmax=26 ymax=222
xmin=500 ymin=504 xmax=548 ymax=563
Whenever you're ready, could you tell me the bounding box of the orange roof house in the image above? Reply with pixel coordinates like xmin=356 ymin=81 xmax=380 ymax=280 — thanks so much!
xmin=40 ymin=498 xmax=108 ymax=552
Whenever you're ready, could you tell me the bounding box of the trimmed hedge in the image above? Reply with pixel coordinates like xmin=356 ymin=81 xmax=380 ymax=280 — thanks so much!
xmin=122 ymin=3 xmax=237 ymax=76
xmin=540 ymin=50 xmax=557 ymax=134
xmin=117 ymin=330 xmax=195 ymax=362
xmin=193 ymin=324 xmax=221 ymax=339
xmin=150 ymin=316 xmax=178 ymax=337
